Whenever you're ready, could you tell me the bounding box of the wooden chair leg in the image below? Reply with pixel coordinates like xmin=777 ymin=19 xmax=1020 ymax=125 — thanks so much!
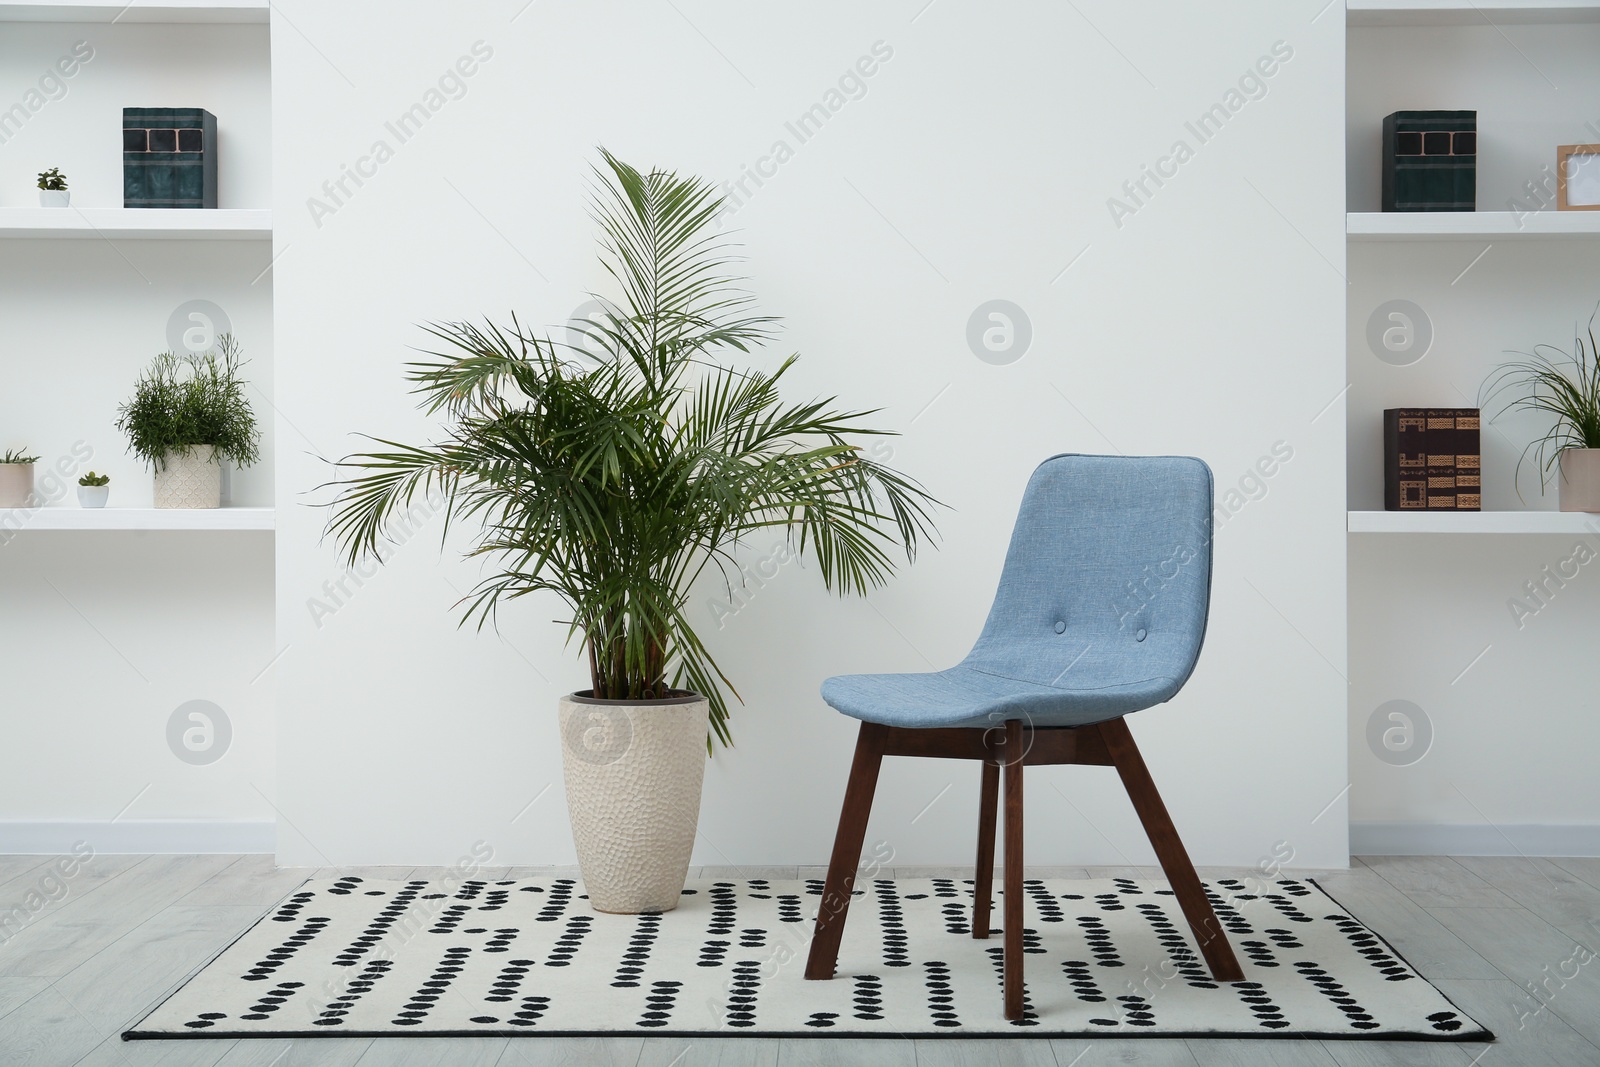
xmin=805 ymin=722 xmax=889 ymax=980
xmin=972 ymin=760 xmax=999 ymax=939
xmin=1003 ymin=718 xmax=1026 ymax=1020
xmin=1098 ymin=716 xmax=1245 ymax=983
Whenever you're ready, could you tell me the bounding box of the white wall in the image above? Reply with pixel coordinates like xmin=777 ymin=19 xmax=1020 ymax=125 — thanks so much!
xmin=269 ymin=0 xmax=1348 ymax=869
xmin=0 ymin=23 xmax=275 ymax=851
xmin=1347 ymin=21 xmax=1600 ymax=854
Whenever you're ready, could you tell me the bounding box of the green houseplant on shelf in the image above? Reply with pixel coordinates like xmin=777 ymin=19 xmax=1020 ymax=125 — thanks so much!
xmin=37 ymin=167 xmax=68 ymax=207
xmin=1483 ymin=302 xmax=1600 ymax=512
xmin=114 ymin=336 xmax=260 ymax=509
xmin=0 ymin=448 xmax=40 ymax=508
xmin=325 ymin=149 xmax=940 ymax=913
xmin=77 ymin=471 xmax=110 ymax=509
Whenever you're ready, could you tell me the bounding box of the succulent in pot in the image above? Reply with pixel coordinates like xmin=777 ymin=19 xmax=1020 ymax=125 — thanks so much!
xmin=114 ymin=336 xmax=260 ymax=509
xmin=77 ymin=470 xmax=110 ymax=509
xmin=0 ymin=448 xmax=40 ymax=508
xmin=37 ymin=167 xmax=69 ymax=207
xmin=325 ymin=149 xmax=941 ymax=913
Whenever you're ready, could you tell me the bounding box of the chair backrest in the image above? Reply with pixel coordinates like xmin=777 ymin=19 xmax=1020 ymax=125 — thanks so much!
xmin=962 ymin=453 xmax=1213 ymax=691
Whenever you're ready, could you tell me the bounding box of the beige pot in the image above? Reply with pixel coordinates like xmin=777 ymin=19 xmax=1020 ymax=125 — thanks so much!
xmin=1559 ymin=448 xmax=1600 ymax=512
xmin=559 ymin=690 xmax=709 ymax=913
xmin=0 ymin=463 xmax=34 ymax=508
xmin=154 ymin=446 xmax=221 ymax=509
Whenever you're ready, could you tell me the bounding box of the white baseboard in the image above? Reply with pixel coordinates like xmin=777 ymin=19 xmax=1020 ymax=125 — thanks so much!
xmin=1351 ymin=821 xmax=1600 ymax=858
xmin=0 ymin=820 xmax=275 ymax=855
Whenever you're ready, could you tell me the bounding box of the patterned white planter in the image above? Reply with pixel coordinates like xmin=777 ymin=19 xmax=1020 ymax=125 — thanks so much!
xmin=559 ymin=691 xmax=710 ymax=914
xmin=154 ymin=446 xmax=221 ymax=509
xmin=0 ymin=463 xmax=35 ymax=508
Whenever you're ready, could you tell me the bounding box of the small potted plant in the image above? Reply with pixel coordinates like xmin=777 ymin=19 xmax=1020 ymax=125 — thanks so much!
xmin=77 ymin=471 xmax=110 ymax=508
xmin=114 ymin=336 xmax=260 ymax=509
xmin=37 ymin=168 xmax=69 ymax=207
xmin=1484 ymin=301 xmax=1600 ymax=511
xmin=0 ymin=448 xmax=39 ymax=507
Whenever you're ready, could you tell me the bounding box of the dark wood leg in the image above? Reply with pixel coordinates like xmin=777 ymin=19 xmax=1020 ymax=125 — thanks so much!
xmin=972 ymin=760 xmax=999 ymax=939
xmin=805 ymin=722 xmax=889 ymax=981
xmin=1098 ymin=716 xmax=1245 ymax=983
xmin=1003 ymin=719 xmax=1026 ymax=1020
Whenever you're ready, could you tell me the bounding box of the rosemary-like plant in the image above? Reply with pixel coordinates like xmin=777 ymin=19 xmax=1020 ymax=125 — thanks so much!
xmin=325 ymin=149 xmax=940 ymax=746
xmin=114 ymin=336 xmax=261 ymax=471
xmin=1 ymin=448 xmax=39 ymax=464
xmin=1482 ymin=302 xmax=1600 ymax=495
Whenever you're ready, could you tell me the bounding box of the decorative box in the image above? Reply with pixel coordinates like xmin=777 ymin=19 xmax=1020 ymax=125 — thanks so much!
xmin=123 ymin=107 xmax=218 ymax=209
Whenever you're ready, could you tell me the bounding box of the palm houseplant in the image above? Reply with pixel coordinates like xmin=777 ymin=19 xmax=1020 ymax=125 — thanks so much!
xmin=1483 ymin=302 xmax=1600 ymax=512
xmin=326 ymin=150 xmax=939 ymax=913
xmin=0 ymin=448 xmax=40 ymax=508
xmin=115 ymin=335 xmax=260 ymax=509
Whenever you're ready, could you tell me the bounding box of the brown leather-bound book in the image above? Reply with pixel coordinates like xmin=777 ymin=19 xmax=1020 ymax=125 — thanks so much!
xmin=1451 ymin=408 xmax=1481 ymax=510
xmin=1425 ymin=411 xmax=1458 ymax=509
xmin=1384 ymin=408 xmax=1427 ymax=510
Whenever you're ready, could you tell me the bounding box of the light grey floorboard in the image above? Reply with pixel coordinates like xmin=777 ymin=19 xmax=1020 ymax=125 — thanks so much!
xmin=776 ymin=1037 xmax=916 ymax=1066
xmin=1361 ymin=857 xmax=1517 ymax=909
xmin=212 ymin=1037 xmax=374 ymax=1066
xmin=1435 ymin=977 xmax=1600 ymax=1067
xmin=178 ymin=856 xmax=315 ymax=906
xmin=1320 ymin=1036 xmax=1475 ymax=1066
xmin=1550 ymin=856 xmax=1600 ymax=894
xmin=0 ymin=856 xmax=51 ymax=896
xmin=0 ymin=853 xmax=147 ymax=958
xmin=73 ymin=1031 xmax=234 ymax=1066
xmin=495 ymin=1036 xmax=644 ymax=1066
xmin=0 ymin=985 xmax=110 ymax=1066
xmin=1452 ymin=856 xmax=1600 ymax=941
xmin=1183 ymin=1038 xmax=1338 ymax=1066
xmin=0 ymin=975 xmax=49 ymax=1022
xmin=351 ymin=1036 xmax=508 ymax=1066
xmin=913 ymin=1037 xmax=1058 ymax=1067
xmin=637 ymin=1037 xmax=781 ymax=1066
xmin=1053 ymin=1038 xmax=1201 ymax=1065
xmin=1312 ymin=867 xmax=1501 ymax=980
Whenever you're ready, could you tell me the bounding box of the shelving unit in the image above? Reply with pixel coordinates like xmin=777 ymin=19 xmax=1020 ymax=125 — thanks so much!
xmin=0 ymin=208 xmax=271 ymax=241
xmin=0 ymin=507 xmax=274 ymax=530
xmin=1348 ymin=510 xmax=1599 ymax=533
xmin=0 ymin=1 xmax=266 ymax=22
xmin=1347 ymin=0 xmax=1600 ymax=25
xmin=1348 ymin=211 xmax=1600 ymax=241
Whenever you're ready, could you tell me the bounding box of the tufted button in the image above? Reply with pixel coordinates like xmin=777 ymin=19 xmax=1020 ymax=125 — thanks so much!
xmin=1053 ymin=619 xmax=1066 ymax=634
xmin=1135 ymin=628 xmax=1147 ymax=642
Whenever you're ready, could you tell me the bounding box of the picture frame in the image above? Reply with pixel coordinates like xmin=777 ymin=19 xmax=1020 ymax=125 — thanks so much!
xmin=1557 ymin=144 xmax=1600 ymax=210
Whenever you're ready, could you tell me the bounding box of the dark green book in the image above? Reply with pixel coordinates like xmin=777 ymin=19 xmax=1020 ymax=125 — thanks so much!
xmin=123 ymin=107 xmax=217 ymax=209
xmin=1383 ymin=111 xmax=1475 ymax=212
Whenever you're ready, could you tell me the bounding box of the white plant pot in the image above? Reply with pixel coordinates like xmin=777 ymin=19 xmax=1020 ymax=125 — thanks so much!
xmin=77 ymin=484 xmax=109 ymax=508
xmin=559 ymin=690 xmax=710 ymax=913
xmin=1559 ymin=448 xmax=1600 ymax=512
xmin=39 ymin=189 xmax=69 ymax=207
xmin=154 ymin=446 xmax=221 ymax=509
xmin=0 ymin=463 xmax=35 ymax=508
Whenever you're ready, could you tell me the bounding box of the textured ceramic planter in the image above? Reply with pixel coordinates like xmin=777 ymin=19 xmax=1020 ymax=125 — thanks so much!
xmin=1559 ymin=448 xmax=1600 ymax=512
xmin=559 ymin=690 xmax=710 ymax=913
xmin=0 ymin=463 xmax=35 ymax=508
xmin=154 ymin=446 xmax=221 ymax=509
xmin=39 ymin=189 xmax=69 ymax=207
xmin=77 ymin=485 xmax=109 ymax=508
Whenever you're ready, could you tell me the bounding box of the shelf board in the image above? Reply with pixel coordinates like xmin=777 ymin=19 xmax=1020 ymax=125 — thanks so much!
xmin=0 ymin=507 xmax=274 ymax=531
xmin=1349 ymin=510 xmax=1600 ymax=533
xmin=1348 ymin=0 xmax=1600 ymax=25
xmin=0 ymin=208 xmax=271 ymax=241
xmin=1347 ymin=211 xmax=1600 ymax=240
xmin=0 ymin=0 xmax=266 ymax=22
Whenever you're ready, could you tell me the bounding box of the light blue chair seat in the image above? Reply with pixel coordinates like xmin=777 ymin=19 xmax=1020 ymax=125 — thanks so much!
xmin=822 ymin=453 xmax=1213 ymax=730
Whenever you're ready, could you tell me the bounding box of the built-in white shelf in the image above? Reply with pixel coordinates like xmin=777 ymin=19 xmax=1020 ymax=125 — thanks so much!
xmin=0 ymin=0 xmax=266 ymax=22
xmin=1349 ymin=510 xmax=1600 ymax=533
xmin=1348 ymin=0 xmax=1600 ymax=25
xmin=0 ymin=507 xmax=274 ymax=531
xmin=1348 ymin=211 xmax=1600 ymax=240
xmin=0 ymin=208 xmax=271 ymax=241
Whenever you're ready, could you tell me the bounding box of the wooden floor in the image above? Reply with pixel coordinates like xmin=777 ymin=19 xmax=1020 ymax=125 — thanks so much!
xmin=1 ymin=855 xmax=1597 ymax=1066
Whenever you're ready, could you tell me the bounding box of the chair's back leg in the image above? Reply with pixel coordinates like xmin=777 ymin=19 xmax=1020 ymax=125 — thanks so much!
xmin=805 ymin=722 xmax=889 ymax=981
xmin=1098 ymin=716 xmax=1245 ymax=983
xmin=1003 ymin=718 xmax=1027 ymax=1019
xmin=972 ymin=759 xmax=1000 ymax=939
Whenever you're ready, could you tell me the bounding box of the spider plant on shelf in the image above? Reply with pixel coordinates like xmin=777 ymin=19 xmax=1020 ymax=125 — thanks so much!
xmin=1482 ymin=301 xmax=1600 ymax=512
xmin=0 ymin=448 xmax=39 ymax=508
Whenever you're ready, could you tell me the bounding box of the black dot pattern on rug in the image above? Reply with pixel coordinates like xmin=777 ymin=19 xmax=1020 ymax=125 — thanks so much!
xmin=543 ymin=915 xmax=593 ymax=967
xmin=427 ymin=903 xmax=472 ymax=935
xmin=1275 ymin=878 xmax=1314 ymax=898
xmin=804 ymin=1011 xmax=839 ymax=1028
xmin=1061 ymin=960 xmax=1108 ymax=1002
xmin=270 ymin=890 xmax=315 ymax=923
xmin=1239 ymin=938 xmax=1280 ymax=969
xmin=707 ymin=883 xmax=737 ymax=935
xmin=851 ymin=973 xmax=884 ymax=1021
xmin=696 ymin=937 xmax=730 ymax=968
xmin=1263 ymin=892 xmax=1315 ymax=925
xmin=930 ymin=878 xmax=960 ymax=898
xmin=508 ymin=994 xmax=550 ymax=1027
xmin=724 ymin=960 xmax=762 ymax=1028
xmin=533 ymin=880 xmax=574 ymax=922
xmin=484 ymin=959 xmax=535 ymax=1002
xmin=983 ymin=946 xmax=1037 ymax=1026
xmin=1266 ymin=928 xmax=1305 ymax=951
xmin=940 ymin=901 xmax=970 ymax=935
xmin=803 ymin=878 xmax=824 ymax=897
xmin=922 ymin=960 xmax=959 ymax=1027
xmin=874 ymin=881 xmax=910 ymax=967
xmin=1327 ymin=915 xmax=1413 ymax=981
xmin=1427 ymin=1009 xmax=1464 ymax=1032
xmin=482 ymin=926 xmax=519 ymax=954
xmin=1133 ymin=903 xmax=1215 ymax=987
xmin=611 ymin=914 xmax=660 ymax=987
xmin=1205 ymin=885 xmax=1256 ymax=936
xmin=182 ymin=1010 xmax=229 ymax=1029
xmin=326 ymin=876 xmax=363 ymax=896
xmin=333 ymin=882 xmax=423 ymax=968
xmin=313 ymin=958 xmax=392 ymax=1026
xmin=1075 ymin=915 xmax=1124 ymax=967
xmin=1112 ymin=877 xmax=1144 ymax=896
xmin=1092 ymin=891 xmax=1126 ymax=912
xmin=1021 ymin=927 xmax=1045 ymax=955
xmin=776 ymin=895 xmax=803 ymax=923
xmin=636 ymin=979 xmax=681 ymax=1028
xmin=477 ymin=886 xmax=510 ymax=911
xmin=241 ymin=919 xmax=328 ymax=982
xmin=1114 ymin=993 xmax=1156 ymax=1027
xmin=738 ymin=927 xmax=766 ymax=950
xmin=1231 ymin=979 xmax=1290 ymax=1029
xmin=1025 ymin=880 xmax=1063 ymax=922
xmin=1294 ymin=960 xmax=1380 ymax=1029
xmin=390 ymin=947 xmax=469 ymax=1026
xmin=452 ymin=880 xmax=487 ymax=902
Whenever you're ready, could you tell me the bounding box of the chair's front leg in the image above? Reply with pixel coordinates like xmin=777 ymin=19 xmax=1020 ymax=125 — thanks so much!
xmin=972 ymin=759 xmax=1000 ymax=938
xmin=1003 ymin=718 xmax=1026 ymax=1020
xmin=805 ymin=722 xmax=889 ymax=980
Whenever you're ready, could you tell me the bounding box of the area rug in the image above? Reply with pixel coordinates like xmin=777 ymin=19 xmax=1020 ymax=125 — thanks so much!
xmin=125 ymin=875 xmax=1490 ymax=1040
